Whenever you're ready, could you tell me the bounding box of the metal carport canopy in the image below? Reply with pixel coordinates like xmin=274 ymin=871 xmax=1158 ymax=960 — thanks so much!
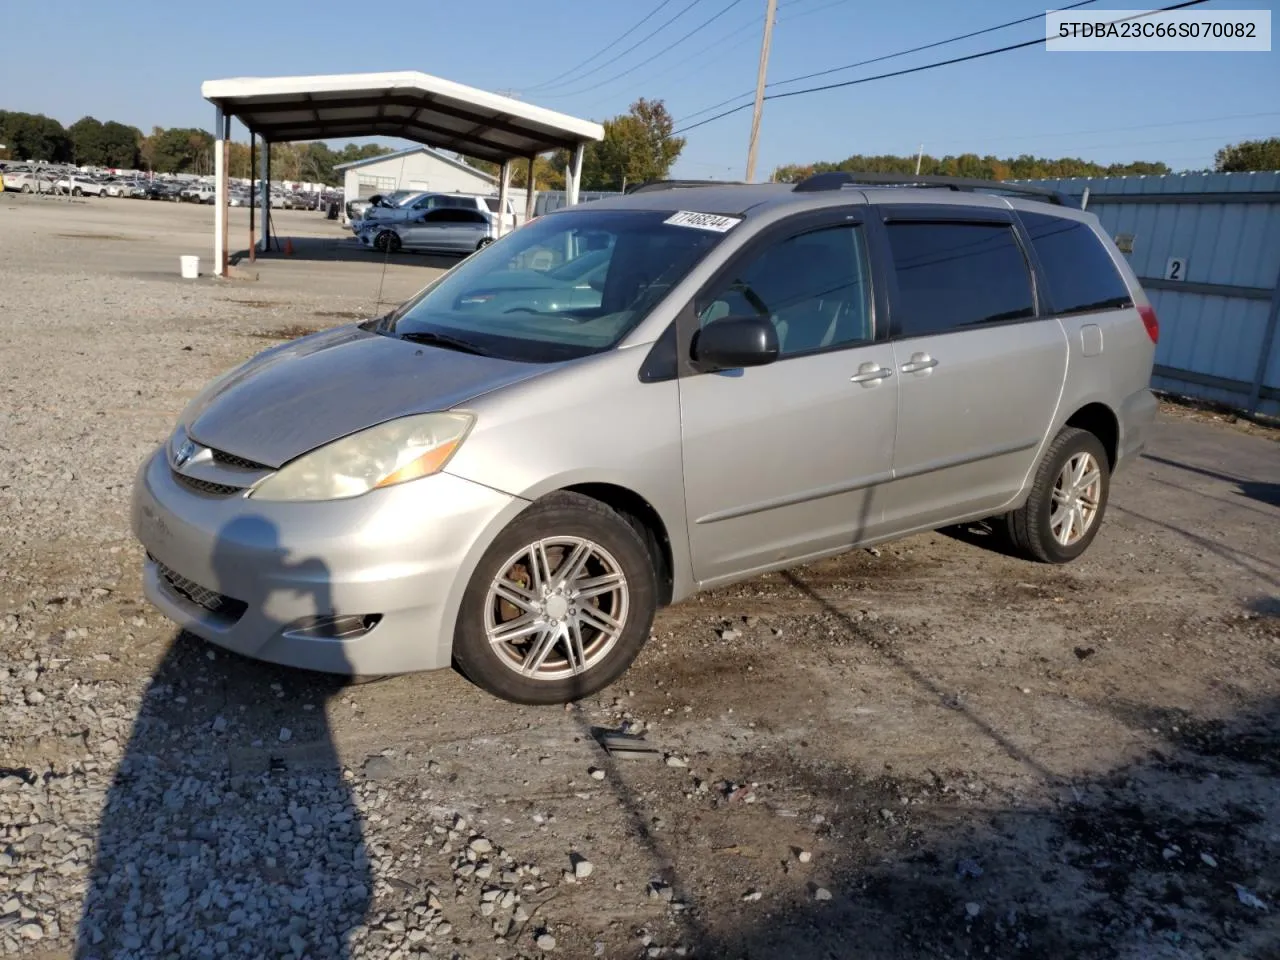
xmin=200 ymin=71 xmax=603 ymax=163
xmin=199 ymin=71 xmax=604 ymax=275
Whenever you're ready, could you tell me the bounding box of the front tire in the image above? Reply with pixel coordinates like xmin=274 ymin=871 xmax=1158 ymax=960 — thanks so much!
xmin=1006 ymin=426 xmax=1110 ymax=564
xmin=453 ymin=493 xmax=657 ymax=705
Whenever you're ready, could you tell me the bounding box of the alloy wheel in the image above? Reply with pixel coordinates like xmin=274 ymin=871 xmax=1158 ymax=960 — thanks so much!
xmin=484 ymin=536 xmax=629 ymax=681
xmin=1050 ymin=451 xmax=1102 ymax=546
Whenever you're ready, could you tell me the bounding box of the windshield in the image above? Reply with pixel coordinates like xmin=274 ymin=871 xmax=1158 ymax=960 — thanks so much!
xmin=381 ymin=209 xmax=730 ymax=363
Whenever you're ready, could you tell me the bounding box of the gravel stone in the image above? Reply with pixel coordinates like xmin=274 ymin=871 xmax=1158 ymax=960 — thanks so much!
xmin=536 ymin=933 xmax=557 ymax=950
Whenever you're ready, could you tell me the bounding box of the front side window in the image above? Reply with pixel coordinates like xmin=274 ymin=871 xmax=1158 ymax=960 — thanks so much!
xmin=698 ymin=225 xmax=873 ymax=357
xmin=886 ymin=221 xmax=1035 ymax=337
xmin=1019 ymin=211 xmax=1132 ymax=316
xmin=382 ymin=210 xmax=729 ymax=363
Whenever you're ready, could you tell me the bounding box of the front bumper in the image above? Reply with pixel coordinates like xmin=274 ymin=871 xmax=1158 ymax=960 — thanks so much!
xmin=131 ymin=449 xmax=526 ymax=675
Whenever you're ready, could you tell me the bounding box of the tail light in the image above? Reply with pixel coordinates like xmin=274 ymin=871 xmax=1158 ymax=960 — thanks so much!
xmin=1138 ymin=304 xmax=1159 ymax=344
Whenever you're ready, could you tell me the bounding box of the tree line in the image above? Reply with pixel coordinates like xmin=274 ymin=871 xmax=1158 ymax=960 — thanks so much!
xmin=772 ymin=137 xmax=1280 ymax=182
xmin=7 ymin=102 xmax=1271 ymax=188
xmin=0 ymin=99 xmax=686 ymax=190
xmin=0 ymin=110 xmax=395 ymax=181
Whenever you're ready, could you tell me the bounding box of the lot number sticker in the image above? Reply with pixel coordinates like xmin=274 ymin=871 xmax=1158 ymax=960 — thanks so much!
xmin=664 ymin=211 xmax=742 ymax=232
xmin=1165 ymin=257 xmax=1187 ymax=281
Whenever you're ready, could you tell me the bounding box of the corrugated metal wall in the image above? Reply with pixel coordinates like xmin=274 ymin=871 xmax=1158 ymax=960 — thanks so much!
xmin=1022 ymin=172 xmax=1280 ymax=418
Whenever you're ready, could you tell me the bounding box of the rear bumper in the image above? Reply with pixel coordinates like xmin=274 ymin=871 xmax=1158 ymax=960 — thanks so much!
xmin=1116 ymin=386 xmax=1158 ymax=474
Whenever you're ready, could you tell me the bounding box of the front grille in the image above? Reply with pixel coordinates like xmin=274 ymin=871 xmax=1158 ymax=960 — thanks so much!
xmin=154 ymin=559 xmax=247 ymax=620
xmin=211 ymin=449 xmax=268 ymax=471
xmin=173 ymin=473 xmax=243 ymax=497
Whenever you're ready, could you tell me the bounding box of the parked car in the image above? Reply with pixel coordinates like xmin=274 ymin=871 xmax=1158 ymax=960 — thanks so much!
xmin=358 ymin=207 xmax=495 ymax=255
xmin=347 ymin=191 xmax=410 ymax=223
xmin=146 ymin=181 xmax=183 ymax=201
xmin=180 ymin=183 xmax=217 ymax=204
xmin=131 ymin=174 xmax=1158 ymax=705
xmin=354 ymin=192 xmax=517 ymax=233
xmin=55 ymin=175 xmax=107 ymax=197
xmin=104 ymin=180 xmax=134 ymax=198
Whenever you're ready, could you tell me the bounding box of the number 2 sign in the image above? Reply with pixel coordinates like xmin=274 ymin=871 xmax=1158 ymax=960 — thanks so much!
xmin=1165 ymin=257 xmax=1188 ymax=281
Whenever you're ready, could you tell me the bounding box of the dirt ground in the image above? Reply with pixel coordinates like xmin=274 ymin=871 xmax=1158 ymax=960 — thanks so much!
xmin=1 ymin=194 xmax=1278 ymax=960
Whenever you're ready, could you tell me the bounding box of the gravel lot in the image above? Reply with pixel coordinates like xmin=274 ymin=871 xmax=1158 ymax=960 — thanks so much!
xmin=1 ymin=194 xmax=1278 ymax=960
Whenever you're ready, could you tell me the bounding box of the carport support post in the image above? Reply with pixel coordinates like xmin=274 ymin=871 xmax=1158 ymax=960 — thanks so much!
xmin=496 ymin=160 xmax=511 ymax=239
xmin=213 ymin=106 xmax=226 ymax=276
xmin=218 ymin=111 xmax=231 ymax=275
xmin=248 ymin=133 xmax=256 ymax=263
xmin=259 ymin=141 xmax=270 ymax=253
xmin=525 ymin=154 xmax=537 ymax=224
xmin=567 ymin=142 xmax=585 ymax=206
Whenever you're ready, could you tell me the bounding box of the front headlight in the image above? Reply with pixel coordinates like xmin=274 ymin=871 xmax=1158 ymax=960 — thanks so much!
xmin=249 ymin=413 xmax=473 ymax=502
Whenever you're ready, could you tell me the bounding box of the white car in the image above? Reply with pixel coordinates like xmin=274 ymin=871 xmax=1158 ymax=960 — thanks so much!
xmin=56 ymin=175 xmax=107 ymax=197
xmin=180 ymin=184 xmax=217 ymax=204
xmin=353 ymin=192 xmax=517 ymax=234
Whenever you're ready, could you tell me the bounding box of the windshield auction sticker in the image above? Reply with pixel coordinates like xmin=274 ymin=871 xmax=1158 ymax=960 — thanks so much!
xmin=664 ymin=211 xmax=742 ymax=232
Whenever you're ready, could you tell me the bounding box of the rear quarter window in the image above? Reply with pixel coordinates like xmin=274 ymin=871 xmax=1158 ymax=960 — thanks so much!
xmin=1019 ymin=212 xmax=1133 ymax=316
xmin=885 ymin=221 xmax=1036 ymax=337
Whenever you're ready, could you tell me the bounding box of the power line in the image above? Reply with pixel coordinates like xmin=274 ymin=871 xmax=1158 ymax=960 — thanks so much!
xmin=539 ymin=0 xmax=750 ymax=100
xmin=671 ymin=0 xmax=1210 ymax=137
xmin=521 ymin=0 xmax=680 ymax=93
xmin=675 ymin=0 xmax=1097 ymax=126
xmin=568 ymin=0 xmax=829 ymax=118
xmin=526 ymin=0 xmax=708 ymax=95
xmin=576 ymin=20 xmax=762 ymax=114
xmin=572 ymin=0 xmax=823 ymax=115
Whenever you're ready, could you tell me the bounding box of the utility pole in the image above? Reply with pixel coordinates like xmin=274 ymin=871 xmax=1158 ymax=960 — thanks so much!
xmin=915 ymin=144 xmax=924 ymax=175
xmin=744 ymin=0 xmax=778 ymax=183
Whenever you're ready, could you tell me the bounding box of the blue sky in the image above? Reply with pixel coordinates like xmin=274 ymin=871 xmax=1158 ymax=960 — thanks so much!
xmin=2 ymin=0 xmax=1276 ymax=178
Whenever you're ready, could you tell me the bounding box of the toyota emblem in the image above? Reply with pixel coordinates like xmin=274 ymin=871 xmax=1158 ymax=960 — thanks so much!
xmin=172 ymin=439 xmax=197 ymax=469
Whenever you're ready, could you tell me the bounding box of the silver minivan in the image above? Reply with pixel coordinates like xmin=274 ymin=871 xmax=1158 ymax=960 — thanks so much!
xmin=133 ymin=174 xmax=1158 ymax=704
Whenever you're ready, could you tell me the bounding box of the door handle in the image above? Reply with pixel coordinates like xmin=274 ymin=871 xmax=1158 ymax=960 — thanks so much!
xmin=850 ymin=363 xmax=893 ymax=384
xmin=899 ymin=352 xmax=938 ymax=374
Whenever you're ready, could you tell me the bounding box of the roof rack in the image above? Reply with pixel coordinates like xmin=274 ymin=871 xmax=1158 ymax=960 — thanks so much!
xmin=791 ymin=171 xmax=1071 ymax=207
xmin=625 ymin=179 xmax=749 ymax=194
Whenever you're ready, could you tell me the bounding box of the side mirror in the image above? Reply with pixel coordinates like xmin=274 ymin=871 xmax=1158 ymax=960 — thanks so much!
xmin=691 ymin=316 xmax=778 ymax=370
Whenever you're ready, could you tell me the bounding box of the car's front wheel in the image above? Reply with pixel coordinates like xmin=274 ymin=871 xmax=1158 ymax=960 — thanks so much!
xmin=453 ymin=493 xmax=657 ymax=705
xmin=476 ymin=237 xmax=494 ymax=250
xmin=1006 ymin=426 xmax=1110 ymax=563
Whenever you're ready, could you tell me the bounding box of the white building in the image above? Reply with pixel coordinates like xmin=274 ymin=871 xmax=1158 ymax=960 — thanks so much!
xmin=334 ymin=145 xmax=529 ymax=224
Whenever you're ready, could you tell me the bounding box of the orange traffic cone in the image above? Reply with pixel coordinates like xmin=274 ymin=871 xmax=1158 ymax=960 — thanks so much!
xmin=283 ymin=238 xmax=294 ymax=256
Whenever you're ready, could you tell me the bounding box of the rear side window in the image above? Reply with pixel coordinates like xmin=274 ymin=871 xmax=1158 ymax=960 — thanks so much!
xmin=1019 ymin=212 xmax=1133 ymax=315
xmin=886 ymin=222 xmax=1035 ymax=337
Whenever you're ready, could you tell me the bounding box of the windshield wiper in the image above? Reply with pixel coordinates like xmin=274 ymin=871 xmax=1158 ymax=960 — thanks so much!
xmin=397 ymin=330 xmax=491 ymax=357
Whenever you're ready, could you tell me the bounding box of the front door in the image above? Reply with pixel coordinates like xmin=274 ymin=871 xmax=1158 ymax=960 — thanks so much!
xmin=878 ymin=213 xmax=1068 ymax=531
xmin=679 ymin=214 xmax=898 ymax=585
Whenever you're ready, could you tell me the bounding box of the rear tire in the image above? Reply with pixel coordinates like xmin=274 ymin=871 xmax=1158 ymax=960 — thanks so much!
xmin=1006 ymin=426 xmax=1110 ymax=564
xmin=72 ymin=187 xmax=82 ymax=196
xmin=476 ymin=237 xmax=493 ymax=250
xmin=453 ymin=492 xmax=657 ymax=705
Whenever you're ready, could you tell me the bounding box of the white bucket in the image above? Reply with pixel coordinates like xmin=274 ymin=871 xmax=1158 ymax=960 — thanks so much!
xmin=179 ymin=255 xmax=200 ymax=279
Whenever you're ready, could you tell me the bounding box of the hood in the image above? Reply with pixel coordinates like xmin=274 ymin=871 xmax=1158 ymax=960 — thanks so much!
xmin=186 ymin=326 xmax=546 ymax=468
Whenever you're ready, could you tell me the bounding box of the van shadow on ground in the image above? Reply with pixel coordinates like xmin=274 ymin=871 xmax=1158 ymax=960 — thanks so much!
xmin=78 ymin=515 xmax=371 ymax=958
xmin=636 ymin=575 xmax=1280 ymax=959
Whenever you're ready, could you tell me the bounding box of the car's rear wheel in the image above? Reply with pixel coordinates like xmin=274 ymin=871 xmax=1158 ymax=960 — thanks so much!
xmin=21 ymin=184 xmax=31 ymax=194
xmin=1006 ymin=426 xmax=1110 ymax=564
xmin=453 ymin=493 xmax=657 ymax=705
xmin=476 ymin=237 xmax=493 ymax=250
xmin=72 ymin=187 xmax=82 ymax=196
